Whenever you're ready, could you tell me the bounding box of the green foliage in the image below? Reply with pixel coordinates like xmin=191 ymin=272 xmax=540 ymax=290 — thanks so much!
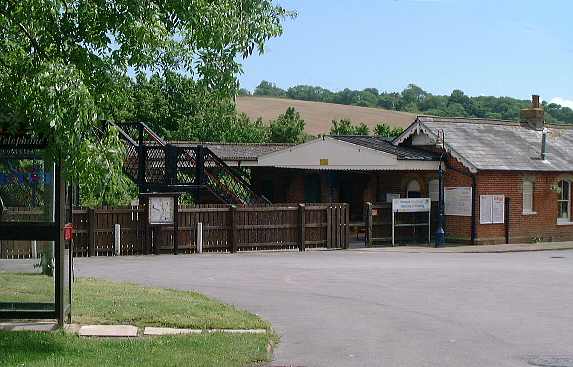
xmin=253 ymin=81 xmax=573 ymax=125
xmin=238 ymin=88 xmax=252 ymax=96
xmin=330 ymin=119 xmax=369 ymax=136
xmin=374 ymin=123 xmax=404 ymax=138
xmin=0 ymin=0 xmax=292 ymax=206
xmin=269 ymin=107 xmax=306 ymax=144
xmin=254 ymin=80 xmax=287 ymax=97
xmin=123 ymin=72 xmax=270 ymax=144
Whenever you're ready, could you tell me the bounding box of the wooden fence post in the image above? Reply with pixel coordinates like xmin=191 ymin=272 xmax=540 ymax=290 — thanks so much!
xmin=229 ymin=205 xmax=238 ymax=253
xmin=173 ymin=197 xmax=179 ymax=255
xmin=114 ymin=224 xmax=121 ymax=256
xmin=298 ymin=204 xmax=306 ymax=252
xmin=344 ymin=204 xmax=350 ymax=249
xmin=88 ymin=208 xmax=95 ymax=257
xmin=365 ymin=202 xmax=373 ymax=247
xmin=326 ymin=205 xmax=332 ymax=248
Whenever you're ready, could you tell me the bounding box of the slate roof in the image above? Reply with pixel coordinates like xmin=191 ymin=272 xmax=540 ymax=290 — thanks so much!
xmin=404 ymin=116 xmax=573 ymax=172
xmin=172 ymin=142 xmax=292 ymax=161
xmin=331 ymin=135 xmax=440 ymax=161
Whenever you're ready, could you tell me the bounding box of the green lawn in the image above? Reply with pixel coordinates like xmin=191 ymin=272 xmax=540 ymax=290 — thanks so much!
xmin=0 ymin=273 xmax=268 ymax=329
xmin=0 ymin=272 xmax=54 ymax=303
xmin=0 ymin=331 xmax=271 ymax=367
xmin=0 ymin=272 xmax=275 ymax=367
xmin=73 ymin=277 xmax=269 ymax=330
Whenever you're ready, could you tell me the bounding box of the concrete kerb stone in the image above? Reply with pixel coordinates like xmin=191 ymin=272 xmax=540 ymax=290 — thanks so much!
xmin=78 ymin=325 xmax=139 ymax=338
xmin=347 ymin=242 xmax=573 ymax=254
xmin=56 ymin=324 xmax=268 ymax=338
xmin=0 ymin=320 xmax=57 ymax=332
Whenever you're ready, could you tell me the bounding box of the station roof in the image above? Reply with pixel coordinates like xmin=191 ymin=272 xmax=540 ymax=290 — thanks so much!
xmin=172 ymin=142 xmax=292 ymax=162
xmin=331 ymin=135 xmax=440 ymax=161
xmin=395 ymin=116 xmax=573 ymax=172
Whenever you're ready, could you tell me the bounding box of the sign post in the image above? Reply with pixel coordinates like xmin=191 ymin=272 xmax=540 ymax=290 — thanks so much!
xmin=392 ymin=198 xmax=432 ymax=246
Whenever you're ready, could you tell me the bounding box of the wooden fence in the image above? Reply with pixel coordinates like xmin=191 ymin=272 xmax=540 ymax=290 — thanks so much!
xmin=0 ymin=203 xmax=349 ymax=258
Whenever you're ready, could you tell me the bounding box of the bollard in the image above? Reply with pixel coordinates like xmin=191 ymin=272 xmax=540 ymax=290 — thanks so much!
xmin=114 ymin=224 xmax=121 ymax=256
xmin=196 ymin=222 xmax=203 ymax=254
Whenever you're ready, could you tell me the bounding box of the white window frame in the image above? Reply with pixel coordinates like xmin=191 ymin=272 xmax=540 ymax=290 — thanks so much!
xmin=522 ymin=179 xmax=535 ymax=215
xmin=557 ymin=179 xmax=572 ymax=224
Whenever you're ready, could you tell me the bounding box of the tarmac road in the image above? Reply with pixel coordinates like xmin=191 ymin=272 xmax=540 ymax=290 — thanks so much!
xmin=75 ymin=249 xmax=573 ymax=367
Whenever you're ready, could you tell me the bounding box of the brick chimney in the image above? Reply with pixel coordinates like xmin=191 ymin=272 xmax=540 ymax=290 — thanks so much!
xmin=520 ymin=94 xmax=544 ymax=130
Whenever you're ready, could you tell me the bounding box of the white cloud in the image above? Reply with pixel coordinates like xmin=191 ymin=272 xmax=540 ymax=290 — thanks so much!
xmin=549 ymin=97 xmax=573 ymax=109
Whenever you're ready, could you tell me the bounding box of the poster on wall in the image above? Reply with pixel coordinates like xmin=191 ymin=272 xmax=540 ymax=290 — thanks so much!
xmin=444 ymin=187 xmax=472 ymax=216
xmin=480 ymin=195 xmax=505 ymax=224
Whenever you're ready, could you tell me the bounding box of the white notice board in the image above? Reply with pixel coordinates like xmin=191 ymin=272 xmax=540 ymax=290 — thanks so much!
xmin=392 ymin=198 xmax=431 ymax=213
xmin=480 ymin=195 xmax=505 ymax=224
xmin=444 ymin=187 xmax=472 ymax=216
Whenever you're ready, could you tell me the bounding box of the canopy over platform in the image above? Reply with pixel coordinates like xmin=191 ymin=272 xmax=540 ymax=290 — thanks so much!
xmin=257 ymin=135 xmax=441 ymax=171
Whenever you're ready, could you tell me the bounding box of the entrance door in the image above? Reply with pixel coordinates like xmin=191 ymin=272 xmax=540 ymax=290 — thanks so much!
xmin=304 ymin=175 xmax=321 ymax=203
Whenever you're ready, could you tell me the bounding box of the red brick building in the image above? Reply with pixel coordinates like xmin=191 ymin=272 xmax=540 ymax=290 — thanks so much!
xmin=394 ymin=96 xmax=573 ymax=244
xmin=206 ymin=96 xmax=573 ymax=245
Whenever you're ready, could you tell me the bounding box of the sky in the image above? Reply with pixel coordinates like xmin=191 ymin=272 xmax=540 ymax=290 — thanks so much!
xmin=238 ymin=0 xmax=573 ymax=107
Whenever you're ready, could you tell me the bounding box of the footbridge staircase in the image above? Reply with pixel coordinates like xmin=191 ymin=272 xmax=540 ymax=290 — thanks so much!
xmin=113 ymin=122 xmax=269 ymax=205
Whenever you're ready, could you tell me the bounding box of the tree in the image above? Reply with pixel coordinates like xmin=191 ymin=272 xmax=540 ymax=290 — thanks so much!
xmin=374 ymin=123 xmax=404 ymax=138
xmin=254 ymin=80 xmax=287 ymax=97
xmin=269 ymin=107 xmax=306 ymax=143
xmin=0 ymin=0 xmax=292 ymax=205
xmin=330 ymin=119 xmax=369 ymax=135
xmin=238 ymin=88 xmax=252 ymax=96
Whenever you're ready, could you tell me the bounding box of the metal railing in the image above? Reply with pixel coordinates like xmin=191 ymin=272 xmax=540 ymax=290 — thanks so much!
xmin=112 ymin=122 xmax=269 ymax=205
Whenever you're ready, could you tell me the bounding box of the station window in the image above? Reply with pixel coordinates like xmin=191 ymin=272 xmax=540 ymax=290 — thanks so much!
xmin=522 ymin=179 xmax=534 ymax=214
xmin=558 ymin=180 xmax=571 ymax=223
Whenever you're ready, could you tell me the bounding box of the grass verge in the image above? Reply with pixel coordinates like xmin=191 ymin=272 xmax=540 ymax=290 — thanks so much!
xmin=0 ymin=273 xmax=269 ymax=329
xmin=0 ymin=331 xmax=271 ymax=367
xmin=0 ymin=272 xmax=275 ymax=367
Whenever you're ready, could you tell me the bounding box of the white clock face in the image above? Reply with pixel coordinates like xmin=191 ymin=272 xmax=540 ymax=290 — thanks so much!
xmin=149 ymin=197 xmax=175 ymax=224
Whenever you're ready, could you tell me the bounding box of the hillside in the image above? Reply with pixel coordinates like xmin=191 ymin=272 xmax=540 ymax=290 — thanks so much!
xmin=236 ymin=96 xmax=416 ymax=135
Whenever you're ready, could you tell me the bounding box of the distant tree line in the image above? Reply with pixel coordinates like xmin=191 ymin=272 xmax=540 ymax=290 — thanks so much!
xmin=108 ymin=74 xmax=402 ymax=146
xmin=249 ymin=81 xmax=573 ymax=125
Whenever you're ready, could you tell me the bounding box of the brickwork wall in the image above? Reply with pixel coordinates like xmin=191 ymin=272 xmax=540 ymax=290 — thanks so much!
xmin=441 ymin=155 xmax=573 ymax=244
xmin=253 ymin=164 xmax=573 ymax=245
xmin=443 ymin=158 xmax=474 ymax=242
xmin=475 ymin=171 xmax=573 ymax=244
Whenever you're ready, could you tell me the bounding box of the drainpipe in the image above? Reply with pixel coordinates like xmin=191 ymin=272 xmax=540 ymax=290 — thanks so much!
xmin=471 ymin=174 xmax=477 ymax=245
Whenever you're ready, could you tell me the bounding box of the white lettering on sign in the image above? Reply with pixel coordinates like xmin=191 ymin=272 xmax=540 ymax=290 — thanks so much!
xmin=444 ymin=187 xmax=472 ymax=217
xmin=392 ymin=198 xmax=431 ymax=213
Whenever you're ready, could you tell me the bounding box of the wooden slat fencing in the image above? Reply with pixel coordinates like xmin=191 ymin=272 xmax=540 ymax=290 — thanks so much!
xmin=0 ymin=203 xmax=349 ymax=258
xmin=0 ymin=208 xmax=51 ymax=259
